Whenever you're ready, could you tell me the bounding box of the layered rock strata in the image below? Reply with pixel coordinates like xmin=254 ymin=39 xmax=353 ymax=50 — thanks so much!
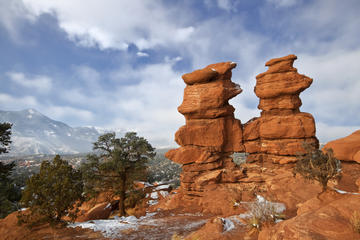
xmin=165 ymin=62 xmax=245 ymax=198
xmin=244 ymin=54 xmax=319 ymax=164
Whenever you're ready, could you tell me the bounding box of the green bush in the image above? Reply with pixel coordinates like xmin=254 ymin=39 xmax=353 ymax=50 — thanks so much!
xmin=19 ymin=155 xmax=84 ymax=226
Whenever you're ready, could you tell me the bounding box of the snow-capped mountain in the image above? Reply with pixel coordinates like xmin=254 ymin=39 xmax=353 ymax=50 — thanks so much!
xmin=0 ymin=109 xmax=109 ymax=156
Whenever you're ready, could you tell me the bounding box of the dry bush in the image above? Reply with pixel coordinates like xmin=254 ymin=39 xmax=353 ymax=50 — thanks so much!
xmin=350 ymin=211 xmax=360 ymax=233
xmin=171 ymin=233 xmax=183 ymax=240
xmin=294 ymin=143 xmax=341 ymax=192
xmin=244 ymin=196 xmax=285 ymax=232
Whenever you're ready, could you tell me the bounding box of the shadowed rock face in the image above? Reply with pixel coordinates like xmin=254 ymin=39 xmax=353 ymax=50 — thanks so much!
xmin=166 ymin=55 xmax=319 ymax=198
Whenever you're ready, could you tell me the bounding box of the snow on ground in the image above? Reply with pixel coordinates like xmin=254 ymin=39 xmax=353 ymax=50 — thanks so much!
xmin=148 ymin=199 xmax=158 ymax=206
xmin=159 ymin=190 xmax=169 ymax=198
xmin=150 ymin=191 xmax=159 ymax=199
xmin=69 ymin=212 xmax=208 ymax=240
xmin=221 ymin=195 xmax=286 ymax=232
xmin=69 ymin=213 xmax=157 ymax=239
xmin=221 ymin=217 xmax=235 ymax=232
xmin=334 ymin=188 xmax=360 ymax=195
xmin=154 ymin=184 xmax=170 ymax=190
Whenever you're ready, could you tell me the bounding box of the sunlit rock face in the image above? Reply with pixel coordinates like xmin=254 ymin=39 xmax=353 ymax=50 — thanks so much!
xmin=324 ymin=130 xmax=360 ymax=163
xmin=166 ymin=62 xmax=246 ymax=199
xmin=245 ymin=54 xmax=319 ymax=164
xmin=166 ymin=55 xmax=319 ymax=199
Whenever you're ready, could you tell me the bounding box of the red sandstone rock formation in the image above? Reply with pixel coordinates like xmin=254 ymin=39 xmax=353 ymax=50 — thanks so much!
xmin=244 ymin=55 xmax=319 ymax=164
xmin=166 ymin=62 xmax=246 ymax=199
xmin=324 ymin=130 xmax=360 ymax=163
xmin=258 ymin=190 xmax=360 ymax=240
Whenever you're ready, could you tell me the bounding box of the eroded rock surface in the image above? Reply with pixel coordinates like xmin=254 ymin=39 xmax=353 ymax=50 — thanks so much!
xmin=324 ymin=129 xmax=360 ymax=163
xmin=166 ymin=61 xmax=245 ymax=200
xmin=245 ymin=55 xmax=319 ymax=164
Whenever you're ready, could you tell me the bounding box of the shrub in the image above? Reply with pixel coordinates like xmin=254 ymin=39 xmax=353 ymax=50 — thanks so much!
xmin=244 ymin=196 xmax=285 ymax=232
xmin=19 ymin=155 xmax=84 ymax=227
xmin=294 ymin=143 xmax=341 ymax=192
xmin=350 ymin=211 xmax=360 ymax=233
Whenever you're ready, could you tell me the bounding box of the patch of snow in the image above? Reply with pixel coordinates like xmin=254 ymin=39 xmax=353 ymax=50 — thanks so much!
xmin=334 ymin=188 xmax=360 ymax=195
xmin=221 ymin=218 xmax=235 ymax=232
xmin=136 ymin=181 xmax=153 ymax=187
xmin=159 ymin=191 xmax=169 ymax=198
xmin=211 ymin=68 xmax=217 ymax=72
xmin=230 ymin=61 xmax=236 ymax=65
xmin=155 ymin=184 xmax=170 ymax=190
xmin=256 ymin=195 xmax=265 ymax=203
xmin=150 ymin=192 xmax=158 ymax=199
xmin=255 ymin=195 xmax=286 ymax=213
xmin=69 ymin=213 xmax=158 ymax=239
xmin=148 ymin=200 xmax=158 ymax=206
xmin=20 ymin=208 xmax=27 ymax=211
xmin=178 ymin=212 xmax=203 ymax=217
xmin=27 ymin=114 xmax=32 ymax=119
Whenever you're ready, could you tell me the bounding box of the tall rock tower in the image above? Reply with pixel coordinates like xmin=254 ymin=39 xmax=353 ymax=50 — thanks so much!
xmin=165 ymin=62 xmax=245 ymax=199
xmin=243 ymin=54 xmax=319 ymax=164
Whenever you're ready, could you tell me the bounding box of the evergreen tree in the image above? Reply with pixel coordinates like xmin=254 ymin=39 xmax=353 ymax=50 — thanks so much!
xmin=81 ymin=132 xmax=155 ymax=216
xmin=0 ymin=122 xmax=12 ymax=154
xmin=20 ymin=155 xmax=84 ymax=225
xmin=0 ymin=161 xmax=21 ymax=218
xmin=0 ymin=122 xmax=21 ymax=218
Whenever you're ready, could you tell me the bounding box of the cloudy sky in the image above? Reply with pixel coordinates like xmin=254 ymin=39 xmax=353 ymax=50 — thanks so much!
xmin=0 ymin=0 xmax=359 ymax=147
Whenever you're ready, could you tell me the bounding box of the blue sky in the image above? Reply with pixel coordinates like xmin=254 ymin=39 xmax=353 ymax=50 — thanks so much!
xmin=0 ymin=0 xmax=360 ymax=147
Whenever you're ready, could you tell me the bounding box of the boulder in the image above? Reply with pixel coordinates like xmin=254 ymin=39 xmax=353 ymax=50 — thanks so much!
xmin=323 ymin=130 xmax=360 ymax=163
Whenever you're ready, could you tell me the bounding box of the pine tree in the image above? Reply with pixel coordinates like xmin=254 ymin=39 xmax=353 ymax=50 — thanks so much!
xmin=81 ymin=132 xmax=155 ymax=216
xmin=20 ymin=155 xmax=84 ymax=225
xmin=0 ymin=122 xmax=12 ymax=154
xmin=0 ymin=122 xmax=21 ymax=218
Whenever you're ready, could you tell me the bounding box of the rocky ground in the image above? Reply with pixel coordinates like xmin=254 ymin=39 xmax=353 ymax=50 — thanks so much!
xmin=1 ymin=161 xmax=359 ymax=240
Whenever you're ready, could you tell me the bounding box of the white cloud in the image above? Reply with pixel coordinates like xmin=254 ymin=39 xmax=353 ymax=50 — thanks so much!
xmin=0 ymin=93 xmax=38 ymax=109
xmin=216 ymin=0 xmax=234 ymax=12
xmin=0 ymin=0 xmax=37 ymax=42
xmin=105 ymin=61 xmax=185 ymax=147
xmin=21 ymin=0 xmax=195 ymax=50
xmin=44 ymin=106 xmax=94 ymax=123
xmin=7 ymin=72 xmax=52 ymax=93
xmin=316 ymin=122 xmax=360 ymax=144
xmin=266 ymin=0 xmax=298 ymax=8
xmin=297 ymin=49 xmax=360 ymax=126
xmin=136 ymin=52 xmax=149 ymax=57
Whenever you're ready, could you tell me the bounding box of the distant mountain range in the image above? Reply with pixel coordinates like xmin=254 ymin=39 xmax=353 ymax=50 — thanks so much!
xmin=0 ymin=109 xmax=118 ymax=156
